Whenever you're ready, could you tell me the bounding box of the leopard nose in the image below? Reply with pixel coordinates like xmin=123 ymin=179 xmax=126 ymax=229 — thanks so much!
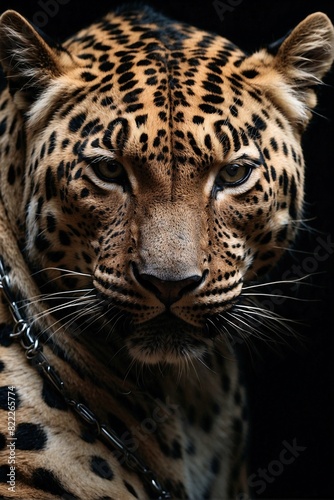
xmin=135 ymin=269 xmax=204 ymax=306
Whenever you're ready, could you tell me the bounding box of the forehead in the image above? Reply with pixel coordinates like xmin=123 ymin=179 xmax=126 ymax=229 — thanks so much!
xmin=65 ymin=10 xmax=255 ymax=128
xmin=55 ymin=9 xmax=281 ymax=176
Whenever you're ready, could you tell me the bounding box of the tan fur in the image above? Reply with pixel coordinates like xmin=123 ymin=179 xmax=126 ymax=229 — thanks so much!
xmin=0 ymin=7 xmax=333 ymax=499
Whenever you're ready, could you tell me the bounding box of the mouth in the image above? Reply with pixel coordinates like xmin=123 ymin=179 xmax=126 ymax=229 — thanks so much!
xmin=124 ymin=312 xmax=211 ymax=364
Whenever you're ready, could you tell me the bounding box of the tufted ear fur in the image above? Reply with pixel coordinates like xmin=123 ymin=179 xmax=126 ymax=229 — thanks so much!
xmin=246 ymin=13 xmax=334 ymax=131
xmin=0 ymin=10 xmax=73 ymax=111
xmin=274 ymin=13 xmax=334 ymax=125
xmin=275 ymin=13 xmax=334 ymax=83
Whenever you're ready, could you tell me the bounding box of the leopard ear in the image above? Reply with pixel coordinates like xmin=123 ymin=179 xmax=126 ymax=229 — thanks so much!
xmin=271 ymin=12 xmax=334 ymax=127
xmin=275 ymin=12 xmax=334 ymax=82
xmin=0 ymin=10 xmax=72 ymax=110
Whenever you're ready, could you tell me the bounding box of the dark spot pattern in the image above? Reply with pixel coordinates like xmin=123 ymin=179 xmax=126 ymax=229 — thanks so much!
xmin=32 ymin=468 xmax=78 ymax=498
xmin=0 ymin=5 xmax=313 ymax=498
xmin=123 ymin=480 xmax=139 ymax=498
xmin=15 ymin=423 xmax=47 ymax=450
xmin=7 ymin=164 xmax=15 ymax=185
xmin=0 ymin=465 xmax=11 ymax=483
xmin=0 ymin=325 xmax=14 ymax=347
xmin=42 ymin=379 xmax=68 ymax=410
xmin=0 ymin=432 xmax=6 ymax=450
xmin=90 ymin=456 xmax=114 ymax=480
xmin=0 ymin=386 xmax=20 ymax=410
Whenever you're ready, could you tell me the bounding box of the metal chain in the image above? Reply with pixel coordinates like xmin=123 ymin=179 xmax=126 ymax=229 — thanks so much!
xmin=0 ymin=258 xmax=171 ymax=499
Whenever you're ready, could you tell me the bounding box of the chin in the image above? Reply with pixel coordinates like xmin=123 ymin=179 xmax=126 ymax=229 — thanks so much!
xmin=125 ymin=312 xmax=211 ymax=365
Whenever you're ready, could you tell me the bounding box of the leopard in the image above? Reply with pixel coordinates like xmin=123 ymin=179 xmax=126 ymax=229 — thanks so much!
xmin=0 ymin=4 xmax=333 ymax=499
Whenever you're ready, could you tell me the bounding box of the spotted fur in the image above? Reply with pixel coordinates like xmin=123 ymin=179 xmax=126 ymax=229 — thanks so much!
xmin=0 ymin=6 xmax=333 ymax=499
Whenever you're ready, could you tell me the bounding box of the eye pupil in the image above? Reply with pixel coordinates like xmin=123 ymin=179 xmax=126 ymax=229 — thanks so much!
xmin=93 ymin=160 xmax=124 ymax=182
xmin=216 ymin=163 xmax=252 ymax=188
xmin=225 ymin=164 xmax=239 ymax=177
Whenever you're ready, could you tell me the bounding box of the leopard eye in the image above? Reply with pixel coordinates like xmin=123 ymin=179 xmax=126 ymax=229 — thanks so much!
xmin=92 ymin=160 xmax=124 ymax=182
xmin=216 ymin=163 xmax=253 ymax=187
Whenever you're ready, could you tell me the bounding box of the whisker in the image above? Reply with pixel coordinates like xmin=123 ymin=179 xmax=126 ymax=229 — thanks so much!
xmin=31 ymin=267 xmax=91 ymax=278
xmin=237 ymin=303 xmax=306 ymax=323
xmin=123 ymin=355 xmax=138 ymax=385
xmin=45 ymin=302 xmax=101 ymax=340
xmin=30 ymin=297 xmax=96 ymax=323
xmin=242 ymin=274 xmax=315 ymax=291
xmin=20 ymin=288 xmax=95 ymax=306
xmin=84 ymin=303 xmax=124 ymax=338
xmin=229 ymin=310 xmax=291 ymax=342
xmin=241 ymin=292 xmax=315 ymax=301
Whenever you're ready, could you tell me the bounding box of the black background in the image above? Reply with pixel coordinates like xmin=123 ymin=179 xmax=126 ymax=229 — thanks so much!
xmin=1 ymin=1 xmax=333 ymax=498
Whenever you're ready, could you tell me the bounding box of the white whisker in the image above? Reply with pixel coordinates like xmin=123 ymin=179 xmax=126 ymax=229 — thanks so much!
xmin=241 ymin=292 xmax=317 ymax=301
xmin=31 ymin=267 xmax=91 ymax=278
xmin=30 ymin=296 xmax=96 ymax=324
xmin=242 ymin=274 xmax=314 ymax=291
xmin=21 ymin=289 xmax=95 ymax=307
xmin=45 ymin=302 xmax=101 ymax=339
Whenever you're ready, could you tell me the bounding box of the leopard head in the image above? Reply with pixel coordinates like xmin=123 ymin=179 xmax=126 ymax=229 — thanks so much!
xmin=0 ymin=7 xmax=333 ymax=364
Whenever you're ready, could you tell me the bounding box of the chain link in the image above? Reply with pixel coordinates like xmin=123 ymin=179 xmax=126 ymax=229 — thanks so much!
xmin=0 ymin=257 xmax=171 ymax=499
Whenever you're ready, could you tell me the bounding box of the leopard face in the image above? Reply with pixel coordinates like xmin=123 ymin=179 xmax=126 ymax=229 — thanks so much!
xmin=0 ymin=7 xmax=333 ymax=364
